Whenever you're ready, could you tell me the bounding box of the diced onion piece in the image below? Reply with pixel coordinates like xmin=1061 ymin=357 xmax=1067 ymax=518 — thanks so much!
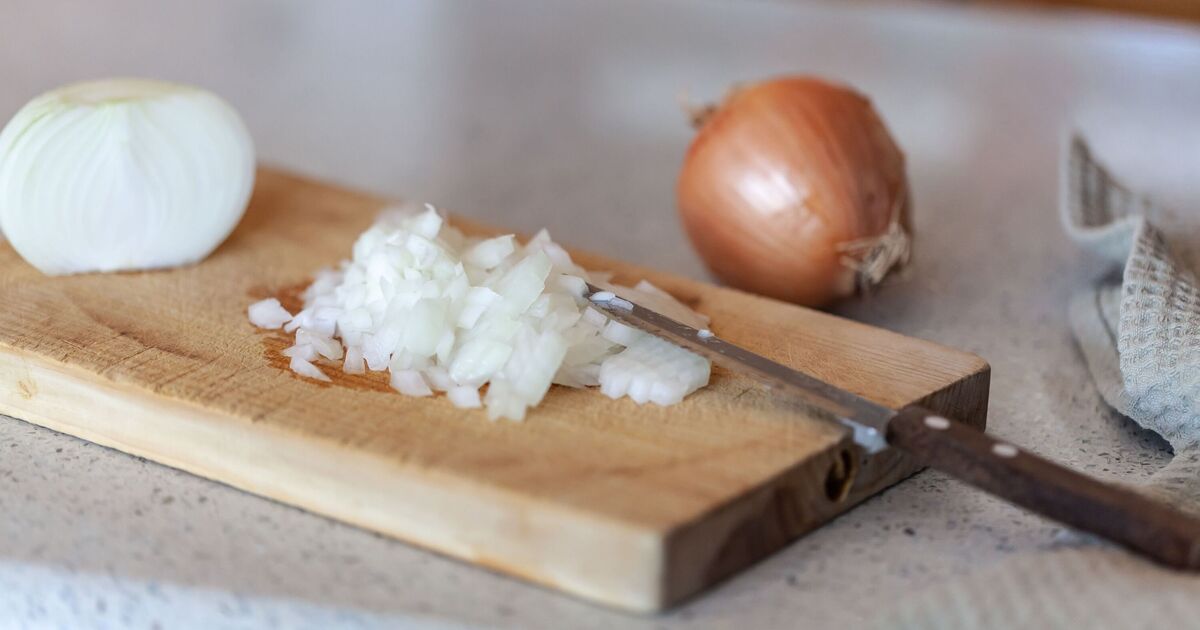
xmin=553 ymin=274 xmax=587 ymax=298
xmin=424 ymin=366 xmax=455 ymax=391
xmin=434 ymin=330 xmax=456 ymax=364
xmin=447 ymin=386 xmax=482 ymax=408
xmin=463 ymin=235 xmax=515 ymax=269
xmin=449 ymin=338 xmax=512 ymax=386
xmin=493 ymin=251 xmax=551 ymax=315
xmin=290 ymin=356 xmax=330 ymax=382
xmin=457 ymin=287 xmax=500 ymax=328
xmin=363 ymin=331 xmax=395 ymax=371
xmin=553 ymin=363 xmax=601 ymax=388
xmin=601 ymin=320 xmax=644 ymax=346
xmin=598 ymin=335 xmax=710 ymax=406
xmin=282 ymin=344 xmax=317 ymax=361
xmin=561 ymin=332 xmax=617 ymax=367
xmin=343 ymin=345 xmax=366 ymax=374
xmin=524 ymin=229 xmax=579 ymax=272
xmin=390 ymin=369 xmax=433 ymax=396
xmin=484 ymin=378 xmax=526 ymax=421
xmin=581 ymin=307 xmax=607 ymax=328
xmin=338 ymin=308 xmax=373 ymax=333
xmin=409 ymin=204 xmax=444 ymax=239
xmin=403 ymin=299 xmax=447 ymax=356
xmin=506 ymin=328 xmax=567 ymax=406
xmin=248 ymin=298 xmax=293 ymax=329
xmin=298 ymin=329 xmax=344 ymax=361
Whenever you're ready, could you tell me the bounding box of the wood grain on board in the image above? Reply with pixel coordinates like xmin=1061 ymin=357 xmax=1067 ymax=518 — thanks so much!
xmin=0 ymin=168 xmax=989 ymax=611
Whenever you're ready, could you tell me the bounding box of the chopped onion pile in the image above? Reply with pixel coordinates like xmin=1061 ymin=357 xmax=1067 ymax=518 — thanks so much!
xmin=249 ymin=205 xmax=711 ymax=420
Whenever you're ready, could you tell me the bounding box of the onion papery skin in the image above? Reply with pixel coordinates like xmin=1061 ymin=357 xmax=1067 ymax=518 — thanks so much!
xmin=0 ymin=78 xmax=255 ymax=275
xmin=677 ymin=76 xmax=909 ymax=307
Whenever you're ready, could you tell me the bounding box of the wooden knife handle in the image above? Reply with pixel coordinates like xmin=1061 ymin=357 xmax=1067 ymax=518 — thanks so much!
xmin=889 ymin=405 xmax=1200 ymax=570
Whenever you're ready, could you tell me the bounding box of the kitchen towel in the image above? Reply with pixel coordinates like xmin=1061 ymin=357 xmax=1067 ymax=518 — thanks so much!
xmin=873 ymin=135 xmax=1200 ymax=629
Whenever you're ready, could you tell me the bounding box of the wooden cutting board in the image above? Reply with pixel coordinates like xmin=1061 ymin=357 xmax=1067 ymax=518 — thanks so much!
xmin=0 ymin=168 xmax=989 ymax=612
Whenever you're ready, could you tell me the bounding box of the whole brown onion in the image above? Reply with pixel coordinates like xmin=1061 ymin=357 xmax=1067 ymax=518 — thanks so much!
xmin=677 ymin=76 xmax=911 ymax=308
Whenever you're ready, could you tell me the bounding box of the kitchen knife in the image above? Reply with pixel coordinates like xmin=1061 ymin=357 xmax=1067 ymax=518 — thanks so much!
xmin=585 ymin=283 xmax=1200 ymax=570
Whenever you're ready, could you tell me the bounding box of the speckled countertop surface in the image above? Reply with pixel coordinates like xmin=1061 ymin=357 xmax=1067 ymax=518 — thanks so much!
xmin=2 ymin=1 xmax=1200 ymax=628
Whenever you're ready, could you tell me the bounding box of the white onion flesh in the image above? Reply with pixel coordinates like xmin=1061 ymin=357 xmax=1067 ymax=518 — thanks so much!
xmin=248 ymin=298 xmax=293 ymax=329
xmin=447 ymin=385 xmax=482 ymax=409
xmin=391 ymin=369 xmax=433 ymax=397
xmin=599 ymin=335 xmax=711 ymax=405
xmin=257 ymin=205 xmax=712 ymax=420
xmin=0 ymin=78 xmax=255 ymax=275
xmin=289 ymin=356 xmax=330 ymax=382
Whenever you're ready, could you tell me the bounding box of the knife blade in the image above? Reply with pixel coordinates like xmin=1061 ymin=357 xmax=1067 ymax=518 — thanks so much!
xmin=584 ymin=282 xmax=1200 ymax=570
xmin=584 ymin=282 xmax=894 ymax=453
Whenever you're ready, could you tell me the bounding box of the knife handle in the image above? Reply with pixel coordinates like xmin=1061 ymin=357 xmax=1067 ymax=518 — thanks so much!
xmin=888 ymin=405 xmax=1200 ymax=570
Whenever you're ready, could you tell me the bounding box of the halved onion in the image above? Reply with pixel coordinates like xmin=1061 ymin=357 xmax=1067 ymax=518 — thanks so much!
xmin=0 ymin=78 xmax=255 ymax=275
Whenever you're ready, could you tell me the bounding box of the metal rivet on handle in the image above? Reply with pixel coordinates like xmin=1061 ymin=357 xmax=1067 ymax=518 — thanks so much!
xmin=924 ymin=416 xmax=951 ymax=430
xmin=992 ymin=443 xmax=1019 ymax=458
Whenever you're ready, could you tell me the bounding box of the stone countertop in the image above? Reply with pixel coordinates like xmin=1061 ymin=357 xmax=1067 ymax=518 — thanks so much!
xmin=2 ymin=1 xmax=1199 ymax=627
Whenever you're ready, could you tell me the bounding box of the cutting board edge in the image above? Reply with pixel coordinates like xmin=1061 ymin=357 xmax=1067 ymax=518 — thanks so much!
xmin=0 ymin=344 xmax=678 ymax=612
xmin=0 ymin=333 xmax=990 ymax=613
xmin=655 ymin=361 xmax=990 ymax=609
